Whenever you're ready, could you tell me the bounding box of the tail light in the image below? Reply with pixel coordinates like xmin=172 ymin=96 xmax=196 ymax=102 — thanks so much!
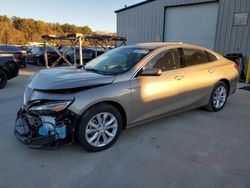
xmin=234 ymin=64 xmax=239 ymax=71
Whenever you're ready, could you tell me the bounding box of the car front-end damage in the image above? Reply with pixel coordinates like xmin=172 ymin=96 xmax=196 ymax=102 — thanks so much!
xmin=14 ymin=92 xmax=79 ymax=149
xmin=14 ymin=66 xmax=116 ymax=149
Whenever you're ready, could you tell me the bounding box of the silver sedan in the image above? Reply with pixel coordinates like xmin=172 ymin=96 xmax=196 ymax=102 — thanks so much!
xmin=15 ymin=43 xmax=238 ymax=151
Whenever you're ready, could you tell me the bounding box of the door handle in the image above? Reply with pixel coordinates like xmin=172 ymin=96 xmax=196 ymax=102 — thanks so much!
xmin=175 ymin=75 xmax=184 ymax=80
xmin=208 ymin=69 xmax=215 ymax=73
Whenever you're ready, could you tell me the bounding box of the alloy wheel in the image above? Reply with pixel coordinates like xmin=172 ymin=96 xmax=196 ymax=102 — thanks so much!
xmin=85 ymin=112 xmax=118 ymax=147
xmin=213 ymin=86 xmax=227 ymax=108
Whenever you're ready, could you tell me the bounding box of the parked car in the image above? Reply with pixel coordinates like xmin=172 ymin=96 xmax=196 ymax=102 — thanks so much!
xmin=15 ymin=43 xmax=238 ymax=151
xmin=26 ymin=46 xmax=33 ymax=54
xmin=61 ymin=46 xmax=105 ymax=64
xmin=59 ymin=45 xmax=73 ymax=63
xmin=0 ymin=51 xmax=19 ymax=89
xmin=0 ymin=45 xmax=26 ymax=68
xmin=26 ymin=46 xmax=59 ymax=66
xmin=16 ymin=45 xmax=28 ymax=55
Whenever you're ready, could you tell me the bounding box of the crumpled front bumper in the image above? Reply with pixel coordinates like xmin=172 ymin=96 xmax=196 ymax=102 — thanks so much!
xmin=14 ymin=107 xmax=78 ymax=149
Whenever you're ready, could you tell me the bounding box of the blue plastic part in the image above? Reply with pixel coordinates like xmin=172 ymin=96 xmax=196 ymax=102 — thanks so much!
xmin=38 ymin=127 xmax=47 ymax=136
xmin=38 ymin=123 xmax=66 ymax=139
xmin=55 ymin=125 xmax=66 ymax=139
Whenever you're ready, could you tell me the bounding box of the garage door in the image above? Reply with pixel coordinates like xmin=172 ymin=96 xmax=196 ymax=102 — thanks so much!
xmin=164 ymin=2 xmax=219 ymax=49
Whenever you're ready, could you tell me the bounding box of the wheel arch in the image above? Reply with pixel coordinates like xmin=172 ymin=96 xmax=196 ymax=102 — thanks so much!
xmin=78 ymin=100 xmax=127 ymax=129
xmin=218 ymin=78 xmax=230 ymax=94
xmin=73 ymin=100 xmax=128 ymax=143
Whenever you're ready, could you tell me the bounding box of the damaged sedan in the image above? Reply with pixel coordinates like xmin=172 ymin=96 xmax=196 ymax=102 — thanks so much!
xmin=15 ymin=43 xmax=238 ymax=152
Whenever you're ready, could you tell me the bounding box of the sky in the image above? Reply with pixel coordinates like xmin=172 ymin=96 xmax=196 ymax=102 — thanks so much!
xmin=0 ymin=0 xmax=142 ymax=32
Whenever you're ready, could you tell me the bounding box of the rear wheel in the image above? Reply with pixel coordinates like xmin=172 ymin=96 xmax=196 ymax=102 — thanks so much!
xmin=78 ymin=103 xmax=122 ymax=152
xmin=0 ymin=70 xmax=8 ymax=89
xmin=205 ymin=81 xmax=228 ymax=112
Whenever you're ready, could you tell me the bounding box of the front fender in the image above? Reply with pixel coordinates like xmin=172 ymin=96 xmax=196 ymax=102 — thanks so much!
xmin=69 ymin=81 xmax=132 ymax=124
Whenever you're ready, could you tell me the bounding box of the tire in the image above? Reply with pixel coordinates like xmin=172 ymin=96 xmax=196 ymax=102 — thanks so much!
xmin=0 ymin=69 xmax=8 ymax=89
xmin=205 ymin=81 xmax=228 ymax=112
xmin=78 ymin=103 xmax=123 ymax=152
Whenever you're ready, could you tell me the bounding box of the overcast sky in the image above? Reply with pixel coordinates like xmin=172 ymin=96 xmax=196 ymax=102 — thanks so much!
xmin=0 ymin=0 xmax=142 ymax=32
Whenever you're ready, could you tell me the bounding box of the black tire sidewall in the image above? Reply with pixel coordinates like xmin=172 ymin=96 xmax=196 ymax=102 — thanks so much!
xmin=209 ymin=82 xmax=228 ymax=112
xmin=78 ymin=103 xmax=123 ymax=152
xmin=0 ymin=70 xmax=8 ymax=89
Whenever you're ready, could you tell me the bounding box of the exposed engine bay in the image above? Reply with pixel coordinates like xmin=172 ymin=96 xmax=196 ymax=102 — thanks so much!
xmin=15 ymin=106 xmax=78 ymax=149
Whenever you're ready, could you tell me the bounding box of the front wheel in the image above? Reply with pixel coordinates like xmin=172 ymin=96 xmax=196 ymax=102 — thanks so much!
xmin=78 ymin=103 xmax=122 ymax=152
xmin=205 ymin=81 xmax=228 ymax=112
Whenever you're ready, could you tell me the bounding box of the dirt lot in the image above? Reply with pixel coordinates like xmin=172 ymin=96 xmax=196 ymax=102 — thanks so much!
xmin=0 ymin=65 xmax=250 ymax=188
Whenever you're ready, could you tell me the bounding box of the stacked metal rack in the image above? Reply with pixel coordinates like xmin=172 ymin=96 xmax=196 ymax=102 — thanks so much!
xmin=42 ymin=33 xmax=127 ymax=68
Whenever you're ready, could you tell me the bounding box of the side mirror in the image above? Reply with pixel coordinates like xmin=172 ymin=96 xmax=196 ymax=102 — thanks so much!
xmin=140 ymin=68 xmax=162 ymax=76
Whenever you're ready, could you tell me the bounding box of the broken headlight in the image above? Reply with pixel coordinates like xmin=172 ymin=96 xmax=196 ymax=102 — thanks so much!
xmin=29 ymin=101 xmax=72 ymax=114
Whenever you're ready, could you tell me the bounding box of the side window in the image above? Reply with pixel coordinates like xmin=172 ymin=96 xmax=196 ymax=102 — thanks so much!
xmin=34 ymin=48 xmax=40 ymax=54
xmin=145 ymin=49 xmax=180 ymax=72
xmin=206 ymin=51 xmax=218 ymax=62
xmin=38 ymin=48 xmax=43 ymax=54
xmin=31 ymin=48 xmax=36 ymax=54
xmin=183 ymin=48 xmax=208 ymax=66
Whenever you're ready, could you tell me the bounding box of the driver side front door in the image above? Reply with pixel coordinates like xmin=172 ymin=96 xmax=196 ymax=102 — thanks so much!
xmin=130 ymin=48 xmax=186 ymax=124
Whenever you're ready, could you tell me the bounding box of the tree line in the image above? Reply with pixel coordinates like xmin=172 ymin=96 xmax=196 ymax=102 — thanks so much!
xmin=0 ymin=15 xmax=98 ymax=45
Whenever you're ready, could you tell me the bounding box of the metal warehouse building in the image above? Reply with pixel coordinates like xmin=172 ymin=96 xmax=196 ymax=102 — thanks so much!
xmin=115 ymin=0 xmax=250 ymax=60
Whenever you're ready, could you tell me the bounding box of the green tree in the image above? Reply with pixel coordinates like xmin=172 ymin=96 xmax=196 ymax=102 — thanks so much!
xmin=0 ymin=15 xmax=95 ymax=45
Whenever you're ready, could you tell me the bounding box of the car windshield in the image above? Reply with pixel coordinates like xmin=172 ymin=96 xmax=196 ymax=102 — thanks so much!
xmin=84 ymin=47 xmax=151 ymax=75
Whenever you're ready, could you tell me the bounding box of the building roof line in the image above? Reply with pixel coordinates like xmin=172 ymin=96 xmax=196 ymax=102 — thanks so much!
xmin=115 ymin=0 xmax=156 ymax=13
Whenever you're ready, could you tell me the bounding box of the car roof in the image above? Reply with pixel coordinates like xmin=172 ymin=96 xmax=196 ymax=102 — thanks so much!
xmin=0 ymin=45 xmax=21 ymax=52
xmin=125 ymin=42 xmax=182 ymax=50
xmin=126 ymin=42 xmax=224 ymax=60
xmin=126 ymin=42 xmax=211 ymax=51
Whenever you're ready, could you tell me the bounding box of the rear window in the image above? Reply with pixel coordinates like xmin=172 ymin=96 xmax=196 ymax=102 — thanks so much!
xmin=206 ymin=51 xmax=218 ymax=62
xmin=183 ymin=48 xmax=209 ymax=66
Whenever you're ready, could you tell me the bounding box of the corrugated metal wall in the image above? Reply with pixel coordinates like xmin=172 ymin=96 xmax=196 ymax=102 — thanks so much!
xmin=117 ymin=0 xmax=164 ymax=44
xmin=116 ymin=0 xmax=250 ymax=58
xmin=117 ymin=0 xmax=216 ymax=44
xmin=215 ymin=0 xmax=250 ymax=58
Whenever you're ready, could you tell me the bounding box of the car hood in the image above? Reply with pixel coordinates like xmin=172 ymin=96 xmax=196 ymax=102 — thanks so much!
xmin=28 ymin=67 xmax=116 ymax=91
